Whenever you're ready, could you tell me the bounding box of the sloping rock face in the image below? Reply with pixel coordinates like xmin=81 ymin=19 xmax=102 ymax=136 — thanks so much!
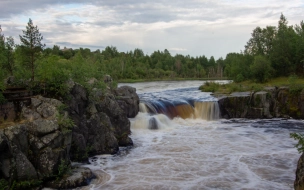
xmin=295 ymin=153 xmax=304 ymax=190
xmin=113 ymin=86 xmax=140 ymax=118
xmin=66 ymin=82 xmax=138 ymax=162
xmin=0 ymin=96 xmax=72 ymax=185
xmin=218 ymin=87 xmax=304 ymax=119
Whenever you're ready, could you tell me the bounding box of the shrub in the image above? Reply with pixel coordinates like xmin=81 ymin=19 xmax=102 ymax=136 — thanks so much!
xmin=290 ymin=133 xmax=304 ymax=153
xmin=250 ymin=55 xmax=273 ymax=83
xmin=199 ymin=82 xmax=220 ymax=92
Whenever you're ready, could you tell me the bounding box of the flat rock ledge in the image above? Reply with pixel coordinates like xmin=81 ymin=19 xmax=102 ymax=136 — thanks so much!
xmin=45 ymin=167 xmax=95 ymax=189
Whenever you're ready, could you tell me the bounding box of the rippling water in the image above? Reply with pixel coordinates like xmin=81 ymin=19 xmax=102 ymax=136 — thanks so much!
xmin=81 ymin=81 xmax=304 ymax=190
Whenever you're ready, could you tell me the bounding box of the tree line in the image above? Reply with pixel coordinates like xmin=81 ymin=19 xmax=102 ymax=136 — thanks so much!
xmin=0 ymin=14 xmax=304 ymax=96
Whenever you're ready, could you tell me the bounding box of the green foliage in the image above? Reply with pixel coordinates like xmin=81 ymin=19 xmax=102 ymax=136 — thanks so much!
xmin=288 ymin=74 xmax=304 ymax=94
xmin=9 ymin=179 xmax=42 ymax=190
xmin=57 ymin=112 xmax=74 ymax=132
xmin=250 ymin=55 xmax=273 ymax=83
xmin=19 ymin=18 xmax=45 ymax=81
xmin=56 ymin=159 xmax=71 ymax=180
xmin=36 ymin=55 xmax=70 ymax=97
xmin=290 ymin=133 xmax=304 ymax=153
xmin=199 ymin=82 xmax=220 ymax=92
xmin=0 ymin=179 xmax=9 ymax=190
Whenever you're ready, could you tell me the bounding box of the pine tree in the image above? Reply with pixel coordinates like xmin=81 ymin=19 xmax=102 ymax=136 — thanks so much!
xmin=19 ymin=18 xmax=45 ymax=81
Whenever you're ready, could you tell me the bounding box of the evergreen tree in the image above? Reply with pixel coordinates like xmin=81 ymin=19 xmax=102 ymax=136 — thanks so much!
xmin=19 ymin=18 xmax=45 ymax=81
xmin=270 ymin=14 xmax=297 ymax=76
xmin=2 ymin=36 xmax=15 ymax=76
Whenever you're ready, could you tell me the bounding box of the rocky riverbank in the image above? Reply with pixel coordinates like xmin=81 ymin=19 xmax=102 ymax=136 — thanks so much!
xmin=217 ymin=86 xmax=304 ymax=119
xmin=0 ymin=82 xmax=139 ymax=189
xmin=215 ymin=86 xmax=304 ymax=190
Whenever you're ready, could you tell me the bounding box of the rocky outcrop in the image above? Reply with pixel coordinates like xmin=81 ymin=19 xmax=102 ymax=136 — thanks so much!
xmin=295 ymin=153 xmax=304 ymax=190
xmin=65 ymin=82 xmax=138 ymax=162
xmin=0 ymin=96 xmax=72 ymax=188
xmin=217 ymin=87 xmax=304 ymax=119
xmin=46 ymin=167 xmax=95 ymax=189
xmin=114 ymin=86 xmax=140 ymax=118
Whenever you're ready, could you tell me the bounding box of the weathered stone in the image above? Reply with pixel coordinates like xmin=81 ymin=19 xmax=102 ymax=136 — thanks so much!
xmin=31 ymin=97 xmax=42 ymax=108
xmin=0 ymin=131 xmax=12 ymax=179
xmin=70 ymin=133 xmax=87 ymax=161
xmin=148 ymin=117 xmax=158 ymax=130
xmin=46 ymin=167 xmax=95 ymax=189
xmin=37 ymin=102 xmax=56 ymax=118
xmin=216 ymin=88 xmax=304 ymax=119
xmin=28 ymin=119 xmax=59 ymax=137
xmin=86 ymin=113 xmax=119 ymax=154
xmin=114 ymin=86 xmax=140 ymax=118
xmin=14 ymin=148 xmax=37 ymax=180
xmin=41 ymin=131 xmax=62 ymax=148
xmin=22 ymin=106 xmax=41 ymax=121
xmin=37 ymin=147 xmax=66 ymax=177
xmin=4 ymin=125 xmax=28 ymax=156
xmin=95 ymin=93 xmax=132 ymax=146
xmin=295 ymin=153 xmax=304 ymax=190
xmin=29 ymin=134 xmax=45 ymax=150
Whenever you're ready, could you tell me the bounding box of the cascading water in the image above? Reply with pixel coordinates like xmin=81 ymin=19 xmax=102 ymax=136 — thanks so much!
xmin=81 ymin=81 xmax=303 ymax=190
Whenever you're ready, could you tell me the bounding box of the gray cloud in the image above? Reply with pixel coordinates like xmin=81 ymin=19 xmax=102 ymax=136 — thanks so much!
xmin=1 ymin=0 xmax=304 ymax=58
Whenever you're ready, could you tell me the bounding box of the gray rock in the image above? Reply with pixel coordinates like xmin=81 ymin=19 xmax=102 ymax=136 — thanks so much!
xmin=295 ymin=153 xmax=304 ymax=190
xmin=37 ymin=147 xmax=66 ymax=177
xmin=46 ymin=167 xmax=95 ymax=189
xmin=114 ymin=86 xmax=140 ymax=118
xmin=28 ymin=119 xmax=59 ymax=137
xmin=148 ymin=117 xmax=158 ymax=130
xmin=37 ymin=102 xmax=57 ymax=119
xmin=4 ymin=125 xmax=28 ymax=156
xmin=22 ymin=106 xmax=41 ymax=121
xmin=14 ymin=148 xmax=37 ymax=180
xmin=41 ymin=131 xmax=62 ymax=148
xmin=31 ymin=97 xmax=42 ymax=108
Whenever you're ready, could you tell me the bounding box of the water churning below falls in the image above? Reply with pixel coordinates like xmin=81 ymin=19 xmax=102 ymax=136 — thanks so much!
xmin=82 ymin=81 xmax=304 ymax=190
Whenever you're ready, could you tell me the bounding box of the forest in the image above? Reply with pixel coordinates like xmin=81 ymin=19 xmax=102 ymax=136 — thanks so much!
xmin=0 ymin=14 xmax=304 ymax=98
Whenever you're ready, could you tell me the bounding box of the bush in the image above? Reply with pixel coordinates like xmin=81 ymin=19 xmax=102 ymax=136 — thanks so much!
xmin=288 ymin=74 xmax=304 ymax=95
xmin=199 ymin=82 xmax=220 ymax=92
xmin=250 ymin=55 xmax=273 ymax=83
xmin=290 ymin=133 xmax=304 ymax=153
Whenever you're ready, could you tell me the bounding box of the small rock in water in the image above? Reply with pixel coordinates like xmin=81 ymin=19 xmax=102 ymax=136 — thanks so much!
xmin=148 ymin=117 xmax=158 ymax=130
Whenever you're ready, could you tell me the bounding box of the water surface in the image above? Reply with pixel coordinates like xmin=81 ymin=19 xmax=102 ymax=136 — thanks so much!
xmin=83 ymin=80 xmax=303 ymax=190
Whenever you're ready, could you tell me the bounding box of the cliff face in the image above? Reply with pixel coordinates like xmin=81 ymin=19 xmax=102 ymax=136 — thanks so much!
xmin=0 ymin=96 xmax=72 ymax=186
xmin=66 ymin=82 xmax=139 ymax=162
xmin=217 ymin=87 xmax=304 ymax=119
xmin=0 ymin=83 xmax=139 ymax=189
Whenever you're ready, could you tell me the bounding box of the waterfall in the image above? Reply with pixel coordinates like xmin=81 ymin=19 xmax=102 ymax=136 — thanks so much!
xmin=194 ymin=102 xmax=220 ymax=120
xmin=139 ymin=101 xmax=220 ymax=121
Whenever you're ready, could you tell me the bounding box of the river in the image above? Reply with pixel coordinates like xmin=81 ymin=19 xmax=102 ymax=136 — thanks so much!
xmin=82 ymin=80 xmax=303 ymax=190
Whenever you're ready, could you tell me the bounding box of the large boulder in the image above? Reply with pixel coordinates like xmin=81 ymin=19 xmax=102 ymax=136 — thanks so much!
xmin=66 ymin=82 xmax=136 ymax=162
xmin=0 ymin=96 xmax=72 ymax=185
xmin=217 ymin=87 xmax=304 ymax=119
xmin=114 ymin=86 xmax=140 ymax=118
xmin=295 ymin=153 xmax=304 ymax=190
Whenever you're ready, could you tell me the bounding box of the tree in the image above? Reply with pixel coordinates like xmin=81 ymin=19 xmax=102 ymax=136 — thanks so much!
xmin=2 ymin=36 xmax=15 ymax=76
xmin=294 ymin=21 xmax=304 ymax=75
xmin=245 ymin=26 xmax=276 ymax=56
xmin=250 ymin=55 xmax=273 ymax=83
xmin=19 ymin=18 xmax=45 ymax=81
xmin=0 ymin=26 xmax=6 ymax=91
xmin=270 ymin=14 xmax=297 ymax=76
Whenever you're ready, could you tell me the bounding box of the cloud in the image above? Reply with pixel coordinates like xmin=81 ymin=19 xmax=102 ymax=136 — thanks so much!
xmin=1 ymin=0 xmax=304 ymax=58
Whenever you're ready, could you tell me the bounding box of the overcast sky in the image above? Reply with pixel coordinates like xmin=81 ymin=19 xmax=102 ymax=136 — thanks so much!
xmin=0 ymin=0 xmax=303 ymax=59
